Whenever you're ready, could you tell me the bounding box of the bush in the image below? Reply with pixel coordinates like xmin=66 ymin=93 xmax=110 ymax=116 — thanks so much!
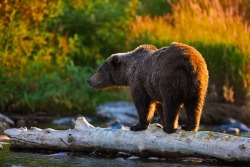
xmin=0 ymin=61 xmax=130 ymax=115
xmin=1 ymin=0 xmax=250 ymax=115
xmin=136 ymin=0 xmax=173 ymax=16
xmin=0 ymin=0 xmax=133 ymax=115
xmin=51 ymin=0 xmax=139 ymax=66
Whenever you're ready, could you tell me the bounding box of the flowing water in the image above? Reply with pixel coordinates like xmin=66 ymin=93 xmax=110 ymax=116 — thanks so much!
xmin=0 ymin=144 xmax=227 ymax=167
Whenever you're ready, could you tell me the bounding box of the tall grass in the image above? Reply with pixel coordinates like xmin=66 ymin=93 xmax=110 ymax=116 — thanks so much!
xmin=128 ymin=0 xmax=250 ymax=103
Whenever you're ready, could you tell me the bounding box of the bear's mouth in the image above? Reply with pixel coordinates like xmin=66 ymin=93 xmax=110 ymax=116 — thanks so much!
xmin=93 ymin=82 xmax=101 ymax=88
xmin=88 ymin=79 xmax=101 ymax=88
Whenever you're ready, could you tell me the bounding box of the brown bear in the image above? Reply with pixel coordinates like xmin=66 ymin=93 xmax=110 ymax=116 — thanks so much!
xmin=87 ymin=42 xmax=209 ymax=133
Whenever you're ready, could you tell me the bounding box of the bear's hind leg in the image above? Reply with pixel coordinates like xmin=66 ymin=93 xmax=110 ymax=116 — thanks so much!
xmin=156 ymin=103 xmax=165 ymax=126
xmin=162 ymin=101 xmax=181 ymax=134
xmin=182 ymin=96 xmax=203 ymax=132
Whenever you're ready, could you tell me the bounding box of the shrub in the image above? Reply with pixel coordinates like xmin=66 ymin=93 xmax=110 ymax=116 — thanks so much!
xmin=0 ymin=0 xmax=133 ymax=115
xmin=0 ymin=61 xmax=129 ymax=115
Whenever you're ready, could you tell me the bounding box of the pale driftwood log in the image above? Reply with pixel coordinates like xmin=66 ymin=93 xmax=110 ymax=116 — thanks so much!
xmin=4 ymin=117 xmax=250 ymax=162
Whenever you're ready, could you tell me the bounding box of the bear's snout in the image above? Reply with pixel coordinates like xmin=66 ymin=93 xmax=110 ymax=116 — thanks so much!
xmin=87 ymin=72 xmax=113 ymax=89
xmin=87 ymin=78 xmax=96 ymax=87
xmin=87 ymin=74 xmax=102 ymax=88
xmin=87 ymin=78 xmax=91 ymax=85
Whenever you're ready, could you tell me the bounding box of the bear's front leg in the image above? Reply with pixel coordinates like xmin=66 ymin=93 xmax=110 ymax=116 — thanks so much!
xmin=130 ymin=123 xmax=149 ymax=131
xmin=130 ymin=88 xmax=155 ymax=131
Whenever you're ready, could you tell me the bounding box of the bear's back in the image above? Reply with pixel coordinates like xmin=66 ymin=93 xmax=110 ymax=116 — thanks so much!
xmin=141 ymin=42 xmax=208 ymax=101
xmin=147 ymin=42 xmax=207 ymax=75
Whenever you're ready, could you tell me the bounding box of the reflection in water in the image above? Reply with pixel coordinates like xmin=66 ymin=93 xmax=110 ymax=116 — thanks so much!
xmin=0 ymin=144 xmax=230 ymax=167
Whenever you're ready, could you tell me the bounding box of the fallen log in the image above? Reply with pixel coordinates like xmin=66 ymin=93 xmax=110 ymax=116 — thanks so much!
xmin=4 ymin=117 xmax=250 ymax=162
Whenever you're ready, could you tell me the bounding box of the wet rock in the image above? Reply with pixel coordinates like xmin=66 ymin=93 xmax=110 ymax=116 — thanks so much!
xmin=0 ymin=113 xmax=14 ymax=130
xmin=112 ymin=123 xmax=124 ymax=129
xmin=111 ymin=121 xmax=125 ymax=129
xmin=224 ymin=123 xmax=249 ymax=132
xmin=225 ymin=127 xmax=240 ymax=134
xmin=52 ymin=117 xmax=76 ymax=126
xmin=106 ymin=120 xmax=129 ymax=130
xmin=52 ymin=116 xmax=92 ymax=126
xmin=235 ymin=123 xmax=250 ymax=132
xmin=97 ymin=101 xmax=138 ymax=126
xmin=0 ymin=122 xmax=10 ymax=130
xmin=212 ymin=118 xmax=250 ymax=134
xmin=0 ymin=113 xmax=14 ymax=125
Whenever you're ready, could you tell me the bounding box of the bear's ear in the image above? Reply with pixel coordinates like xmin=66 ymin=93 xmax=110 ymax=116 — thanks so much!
xmin=111 ymin=55 xmax=121 ymax=67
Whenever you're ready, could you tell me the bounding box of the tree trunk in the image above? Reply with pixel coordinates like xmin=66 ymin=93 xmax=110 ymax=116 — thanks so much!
xmin=4 ymin=117 xmax=250 ymax=162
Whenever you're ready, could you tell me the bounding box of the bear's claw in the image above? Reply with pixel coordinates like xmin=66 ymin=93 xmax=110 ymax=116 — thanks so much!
xmin=163 ymin=127 xmax=177 ymax=134
xmin=130 ymin=123 xmax=148 ymax=131
xmin=181 ymin=125 xmax=197 ymax=132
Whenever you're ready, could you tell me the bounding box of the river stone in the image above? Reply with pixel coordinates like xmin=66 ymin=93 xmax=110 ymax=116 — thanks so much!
xmin=0 ymin=113 xmax=14 ymax=130
xmin=96 ymin=101 xmax=138 ymax=126
xmin=52 ymin=117 xmax=76 ymax=126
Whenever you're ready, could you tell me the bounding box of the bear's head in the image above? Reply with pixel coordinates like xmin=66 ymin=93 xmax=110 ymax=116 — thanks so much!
xmin=87 ymin=44 xmax=157 ymax=89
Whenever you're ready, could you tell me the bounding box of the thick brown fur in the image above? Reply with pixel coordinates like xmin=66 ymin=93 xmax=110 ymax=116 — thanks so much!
xmin=88 ymin=42 xmax=209 ymax=134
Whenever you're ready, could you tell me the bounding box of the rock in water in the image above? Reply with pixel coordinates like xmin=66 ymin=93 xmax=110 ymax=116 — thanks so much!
xmin=96 ymin=101 xmax=138 ymax=126
xmin=52 ymin=117 xmax=76 ymax=126
xmin=0 ymin=113 xmax=14 ymax=130
xmin=0 ymin=113 xmax=14 ymax=125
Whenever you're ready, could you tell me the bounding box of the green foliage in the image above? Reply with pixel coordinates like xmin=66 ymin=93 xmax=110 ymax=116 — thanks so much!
xmin=0 ymin=61 xmax=129 ymax=115
xmin=0 ymin=0 xmax=133 ymax=115
xmin=136 ymin=0 xmax=174 ymax=16
xmin=51 ymin=0 xmax=139 ymax=66
xmin=1 ymin=0 xmax=250 ymax=115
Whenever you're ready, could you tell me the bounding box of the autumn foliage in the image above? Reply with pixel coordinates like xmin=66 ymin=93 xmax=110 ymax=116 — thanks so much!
xmin=0 ymin=0 xmax=250 ymax=114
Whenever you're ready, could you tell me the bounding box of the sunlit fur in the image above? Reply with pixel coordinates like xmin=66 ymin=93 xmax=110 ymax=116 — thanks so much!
xmin=88 ymin=42 xmax=209 ymax=134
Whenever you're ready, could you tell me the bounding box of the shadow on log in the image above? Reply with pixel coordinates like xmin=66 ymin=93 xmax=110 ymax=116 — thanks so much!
xmin=4 ymin=117 xmax=250 ymax=162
